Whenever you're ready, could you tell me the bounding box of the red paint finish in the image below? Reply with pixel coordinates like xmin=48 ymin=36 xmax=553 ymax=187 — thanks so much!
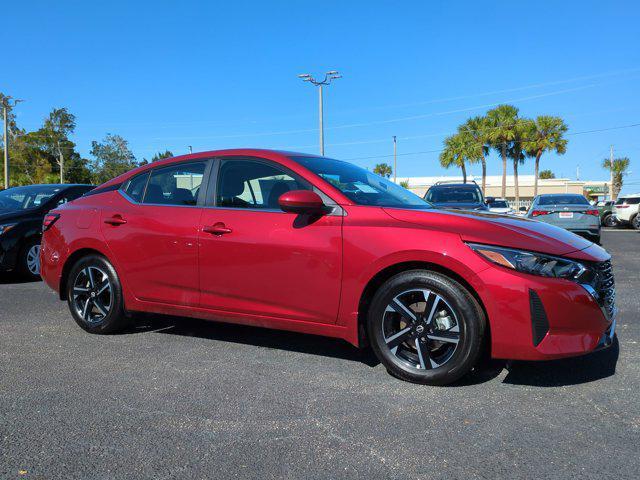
xmin=41 ymin=148 xmax=614 ymax=362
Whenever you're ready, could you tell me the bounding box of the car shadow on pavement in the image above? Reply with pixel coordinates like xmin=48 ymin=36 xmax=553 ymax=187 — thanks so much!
xmin=128 ymin=314 xmax=381 ymax=367
xmin=501 ymin=336 xmax=620 ymax=387
xmin=0 ymin=273 xmax=40 ymax=285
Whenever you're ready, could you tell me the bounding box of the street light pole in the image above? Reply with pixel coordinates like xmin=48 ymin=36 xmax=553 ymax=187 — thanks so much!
xmin=298 ymin=71 xmax=341 ymax=156
xmin=393 ymin=136 xmax=397 ymax=183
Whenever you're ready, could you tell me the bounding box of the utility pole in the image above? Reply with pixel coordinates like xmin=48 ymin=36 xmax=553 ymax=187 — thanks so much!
xmin=609 ymin=145 xmax=615 ymax=201
xmin=297 ymin=71 xmax=342 ymax=156
xmin=2 ymin=97 xmax=23 ymax=189
xmin=393 ymin=136 xmax=397 ymax=183
xmin=2 ymin=102 xmax=8 ymax=190
xmin=188 ymin=145 xmax=193 ymax=154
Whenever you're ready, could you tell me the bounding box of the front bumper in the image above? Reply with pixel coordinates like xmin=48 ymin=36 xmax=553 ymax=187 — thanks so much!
xmin=478 ymin=264 xmax=615 ymax=361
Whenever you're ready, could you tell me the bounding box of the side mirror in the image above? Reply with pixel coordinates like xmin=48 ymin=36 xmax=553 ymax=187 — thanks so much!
xmin=519 ymin=206 xmax=527 ymax=212
xmin=279 ymin=190 xmax=327 ymax=215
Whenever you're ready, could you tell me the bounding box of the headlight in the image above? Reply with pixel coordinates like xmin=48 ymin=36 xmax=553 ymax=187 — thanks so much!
xmin=0 ymin=223 xmax=17 ymax=235
xmin=467 ymin=243 xmax=593 ymax=282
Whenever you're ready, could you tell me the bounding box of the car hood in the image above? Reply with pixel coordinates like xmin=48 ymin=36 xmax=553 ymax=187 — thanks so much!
xmin=383 ymin=207 xmax=597 ymax=257
xmin=0 ymin=210 xmax=33 ymax=223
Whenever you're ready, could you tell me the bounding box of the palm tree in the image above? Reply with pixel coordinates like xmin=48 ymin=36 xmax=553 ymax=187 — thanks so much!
xmin=602 ymin=157 xmax=630 ymax=200
xmin=440 ymin=133 xmax=470 ymax=182
xmin=486 ymin=105 xmax=519 ymax=198
xmin=373 ymin=163 xmax=393 ymax=178
xmin=460 ymin=116 xmax=490 ymax=194
xmin=508 ymin=118 xmax=533 ymax=207
xmin=523 ymin=116 xmax=568 ymax=196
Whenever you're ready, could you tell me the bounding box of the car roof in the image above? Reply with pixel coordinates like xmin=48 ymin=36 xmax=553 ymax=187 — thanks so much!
xmin=618 ymin=193 xmax=640 ymax=198
xmin=429 ymin=183 xmax=479 ymax=188
xmin=537 ymin=193 xmax=584 ymax=197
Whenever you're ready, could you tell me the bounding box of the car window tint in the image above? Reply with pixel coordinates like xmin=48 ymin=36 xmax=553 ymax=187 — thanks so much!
xmin=143 ymin=162 xmax=206 ymax=206
xmin=425 ymin=187 xmax=482 ymax=203
xmin=538 ymin=195 xmax=589 ymax=206
xmin=124 ymin=172 xmax=150 ymax=202
xmin=624 ymin=197 xmax=640 ymax=205
xmin=217 ymin=159 xmax=309 ymax=209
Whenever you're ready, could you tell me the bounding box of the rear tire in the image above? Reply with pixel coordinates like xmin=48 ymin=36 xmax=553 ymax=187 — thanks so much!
xmin=66 ymin=255 xmax=129 ymax=334
xmin=602 ymin=214 xmax=617 ymax=228
xmin=632 ymin=214 xmax=640 ymax=230
xmin=367 ymin=270 xmax=486 ymax=386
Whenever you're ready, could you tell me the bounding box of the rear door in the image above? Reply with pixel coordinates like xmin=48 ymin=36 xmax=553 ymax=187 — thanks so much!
xmin=197 ymin=157 xmax=343 ymax=324
xmin=101 ymin=160 xmax=210 ymax=306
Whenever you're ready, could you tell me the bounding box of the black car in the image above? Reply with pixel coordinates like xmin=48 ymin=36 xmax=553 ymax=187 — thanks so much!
xmin=423 ymin=182 xmax=488 ymax=211
xmin=0 ymin=184 xmax=94 ymax=279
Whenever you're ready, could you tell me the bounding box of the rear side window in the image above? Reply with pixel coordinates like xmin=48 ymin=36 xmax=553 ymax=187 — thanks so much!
xmin=620 ymin=197 xmax=640 ymax=205
xmin=143 ymin=162 xmax=206 ymax=206
xmin=124 ymin=172 xmax=150 ymax=203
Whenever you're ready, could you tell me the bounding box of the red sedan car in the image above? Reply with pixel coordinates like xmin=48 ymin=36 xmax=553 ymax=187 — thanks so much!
xmin=40 ymin=149 xmax=616 ymax=385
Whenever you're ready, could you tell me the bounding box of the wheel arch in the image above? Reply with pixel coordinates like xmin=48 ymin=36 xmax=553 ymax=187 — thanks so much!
xmin=356 ymin=261 xmax=490 ymax=351
xmin=59 ymin=248 xmax=109 ymax=300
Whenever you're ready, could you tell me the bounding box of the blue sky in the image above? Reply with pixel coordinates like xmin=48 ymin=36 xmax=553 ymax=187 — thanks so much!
xmin=3 ymin=1 xmax=640 ymax=192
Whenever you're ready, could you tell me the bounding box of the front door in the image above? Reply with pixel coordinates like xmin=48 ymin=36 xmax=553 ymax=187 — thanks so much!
xmin=101 ymin=160 xmax=208 ymax=306
xmin=198 ymin=157 xmax=342 ymax=324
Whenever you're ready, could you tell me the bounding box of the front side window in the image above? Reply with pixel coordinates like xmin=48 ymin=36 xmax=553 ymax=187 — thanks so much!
xmin=293 ymin=156 xmax=430 ymax=209
xmin=143 ymin=162 xmax=206 ymax=206
xmin=217 ymin=159 xmax=309 ymax=209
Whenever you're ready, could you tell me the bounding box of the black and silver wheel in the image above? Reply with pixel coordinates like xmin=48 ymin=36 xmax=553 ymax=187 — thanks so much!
xmin=603 ymin=214 xmax=617 ymax=228
xmin=17 ymin=238 xmax=42 ymax=280
xmin=66 ymin=255 xmax=129 ymax=333
xmin=632 ymin=215 xmax=640 ymax=230
xmin=367 ymin=270 xmax=485 ymax=385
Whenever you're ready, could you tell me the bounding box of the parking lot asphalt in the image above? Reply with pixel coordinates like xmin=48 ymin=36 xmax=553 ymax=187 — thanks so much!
xmin=1 ymin=229 xmax=639 ymax=480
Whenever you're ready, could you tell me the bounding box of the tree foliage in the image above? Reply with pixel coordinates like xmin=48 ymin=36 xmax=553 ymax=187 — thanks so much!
xmin=602 ymin=157 xmax=630 ymax=199
xmin=539 ymin=169 xmax=555 ymax=179
xmin=373 ymin=163 xmax=393 ymax=178
xmin=89 ymin=134 xmax=137 ymax=184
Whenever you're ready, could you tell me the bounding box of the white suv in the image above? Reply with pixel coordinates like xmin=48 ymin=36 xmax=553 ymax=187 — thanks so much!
xmin=613 ymin=193 xmax=640 ymax=229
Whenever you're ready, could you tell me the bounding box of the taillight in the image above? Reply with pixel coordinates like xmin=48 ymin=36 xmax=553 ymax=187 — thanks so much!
xmin=616 ymin=205 xmax=629 ymax=208
xmin=532 ymin=210 xmax=551 ymax=217
xmin=585 ymin=209 xmax=599 ymax=216
xmin=43 ymin=213 xmax=60 ymax=231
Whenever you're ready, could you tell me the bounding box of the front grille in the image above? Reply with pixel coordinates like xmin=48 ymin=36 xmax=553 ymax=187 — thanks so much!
xmin=593 ymin=260 xmax=616 ymax=320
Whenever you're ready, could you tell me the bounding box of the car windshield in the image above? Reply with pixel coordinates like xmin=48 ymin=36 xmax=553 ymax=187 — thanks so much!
xmin=489 ymin=200 xmax=508 ymax=208
xmin=293 ymin=156 xmax=431 ymax=209
xmin=0 ymin=185 xmax=62 ymax=212
xmin=425 ymin=186 xmax=482 ymax=204
xmin=537 ymin=195 xmax=589 ymax=206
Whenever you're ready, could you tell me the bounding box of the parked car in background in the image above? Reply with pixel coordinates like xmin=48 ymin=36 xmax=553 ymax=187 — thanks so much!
xmin=613 ymin=194 xmax=640 ymax=230
xmin=526 ymin=193 xmax=601 ymax=243
xmin=423 ymin=181 xmax=488 ymax=211
xmin=596 ymin=200 xmax=617 ymax=227
xmin=0 ymin=184 xmax=94 ymax=278
xmin=486 ymin=197 xmax=513 ymax=215
xmin=40 ymin=149 xmax=615 ymax=386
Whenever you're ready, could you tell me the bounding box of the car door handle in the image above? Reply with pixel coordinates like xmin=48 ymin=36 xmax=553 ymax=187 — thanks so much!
xmin=104 ymin=215 xmax=127 ymax=226
xmin=203 ymin=223 xmax=233 ymax=235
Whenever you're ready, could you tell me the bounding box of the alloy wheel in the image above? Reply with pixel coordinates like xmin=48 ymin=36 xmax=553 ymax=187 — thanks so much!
xmin=382 ymin=288 xmax=460 ymax=370
xmin=72 ymin=266 xmax=112 ymax=323
xmin=603 ymin=215 xmax=617 ymax=228
xmin=26 ymin=244 xmax=41 ymax=276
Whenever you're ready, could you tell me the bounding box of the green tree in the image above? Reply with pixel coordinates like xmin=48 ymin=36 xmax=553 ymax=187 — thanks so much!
xmin=440 ymin=133 xmax=470 ymax=182
xmin=41 ymin=108 xmax=76 ymax=183
xmin=602 ymin=157 xmax=630 ymax=200
xmin=90 ymin=134 xmax=137 ymax=184
xmin=459 ymin=115 xmax=490 ymax=194
xmin=539 ymin=169 xmax=555 ymax=179
xmin=523 ymin=116 xmax=568 ymax=196
xmin=373 ymin=163 xmax=393 ymax=178
xmin=486 ymin=105 xmax=519 ymax=198
xmin=399 ymin=180 xmax=410 ymax=188
xmin=141 ymin=150 xmax=174 ymax=165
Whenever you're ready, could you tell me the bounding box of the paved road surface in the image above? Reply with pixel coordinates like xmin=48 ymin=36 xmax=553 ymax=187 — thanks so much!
xmin=1 ymin=230 xmax=638 ymax=479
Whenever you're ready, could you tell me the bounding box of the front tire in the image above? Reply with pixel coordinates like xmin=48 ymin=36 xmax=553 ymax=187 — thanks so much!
xmin=17 ymin=238 xmax=42 ymax=280
xmin=632 ymin=214 xmax=640 ymax=230
xmin=367 ymin=270 xmax=486 ymax=386
xmin=66 ymin=255 xmax=129 ymax=334
xmin=602 ymin=214 xmax=617 ymax=228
